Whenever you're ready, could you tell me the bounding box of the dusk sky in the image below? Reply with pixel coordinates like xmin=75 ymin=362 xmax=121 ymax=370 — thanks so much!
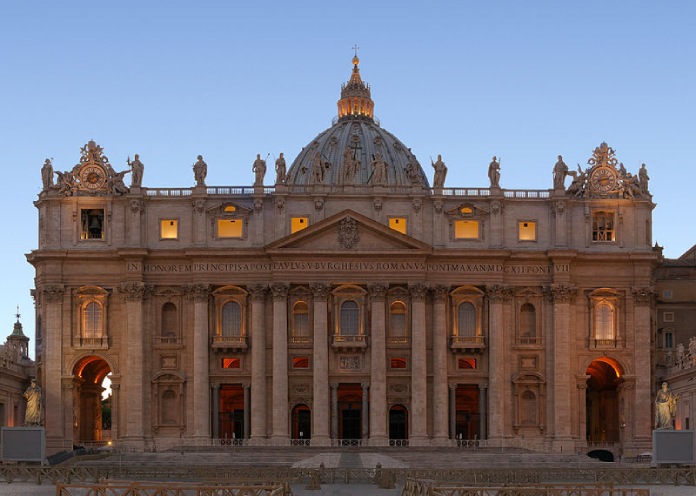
xmin=2 ymin=1 xmax=694 ymax=355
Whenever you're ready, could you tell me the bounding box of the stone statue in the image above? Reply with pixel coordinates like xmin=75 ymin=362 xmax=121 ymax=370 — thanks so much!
xmin=618 ymin=162 xmax=627 ymax=178
xmin=431 ymin=154 xmax=447 ymax=188
xmin=488 ymin=156 xmax=501 ymax=188
xmin=622 ymin=173 xmax=641 ymax=199
xmin=566 ymin=164 xmax=585 ymax=197
xmin=41 ymin=159 xmax=54 ymax=191
xmin=690 ymin=337 xmax=696 ymax=365
xmin=405 ymin=160 xmax=422 ymax=185
xmin=193 ymin=155 xmax=207 ymax=187
xmin=311 ymin=152 xmax=324 ymax=184
xmin=654 ymin=381 xmax=678 ymax=429
xmin=343 ymin=148 xmax=359 ymax=183
xmin=371 ymin=152 xmax=387 ymax=186
xmin=639 ymin=163 xmax=650 ymax=195
xmin=128 ymin=154 xmax=144 ymax=188
xmin=109 ymin=170 xmax=130 ymax=195
xmin=553 ymin=155 xmax=568 ymax=190
xmin=275 ymin=153 xmax=286 ymax=184
xmin=23 ymin=378 xmax=42 ymax=426
xmin=252 ymin=154 xmax=267 ymax=186
xmin=677 ymin=342 xmax=685 ymax=366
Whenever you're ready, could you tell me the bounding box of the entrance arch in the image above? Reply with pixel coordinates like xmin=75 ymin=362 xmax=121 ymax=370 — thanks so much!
xmin=72 ymin=355 xmax=112 ymax=444
xmin=388 ymin=404 xmax=408 ymax=441
xmin=291 ymin=404 xmax=311 ymax=441
xmin=585 ymin=357 xmax=623 ymax=443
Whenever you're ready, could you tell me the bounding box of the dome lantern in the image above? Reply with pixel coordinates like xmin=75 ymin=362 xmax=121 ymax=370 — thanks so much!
xmin=337 ymin=52 xmax=374 ymax=121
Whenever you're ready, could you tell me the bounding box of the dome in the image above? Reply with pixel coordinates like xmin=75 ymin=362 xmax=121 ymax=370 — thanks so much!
xmin=285 ymin=57 xmax=430 ymax=189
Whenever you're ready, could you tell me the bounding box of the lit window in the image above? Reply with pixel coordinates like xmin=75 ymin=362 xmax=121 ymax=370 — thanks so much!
xmin=340 ymin=301 xmax=359 ymax=336
xmin=390 ymin=357 xmax=407 ymax=369
xmin=218 ymin=219 xmax=243 ymax=238
xmin=224 ymin=205 xmax=237 ymax=213
xmin=594 ymin=301 xmax=614 ymax=340
xmin=592 ymin=211 xmax=615 ymax=242
xmin=291 ymin=217 xmax=309 ymax=233
xmin=293 ymin=356 xmax=309 ymax=369
xmin=160 ymin=219 xmax=179 ymax=239
xmin=460 ymin=206 xmax=473 ymax=215
xmin=389 ymin=301 xmax=406 ymax=337
xmin=222 ymin=302 xmax=242 ymax=337
xmin=222 ymin=357 xmax=241 ymax=369
xmin=81 ymin=209 xmax=105 ymax=240
xmin=454 ymin=220 xmax=479 ymax=239
xmin=518 ymin=221 xmax=536 ymax=241
xmin=457 ymin=302 xmax=476 ymax=337
xmin=458 ymin=358 xmax=476 ymax=369
xmin=83 ymin=301 xmax=103 ymax=338
xmin=663 ymin=312 xmax=674 ymax=323
xmin=389 ymin=217 xmax=407 ymax=234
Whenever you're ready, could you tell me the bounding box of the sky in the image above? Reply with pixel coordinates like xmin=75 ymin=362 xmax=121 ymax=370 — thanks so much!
xmin=1 ymin=1 xmax=694 ymax=357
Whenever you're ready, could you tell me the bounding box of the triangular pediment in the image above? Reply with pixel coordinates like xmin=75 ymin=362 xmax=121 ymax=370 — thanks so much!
xmin=266 ymin=209 xmax=431 ymax=254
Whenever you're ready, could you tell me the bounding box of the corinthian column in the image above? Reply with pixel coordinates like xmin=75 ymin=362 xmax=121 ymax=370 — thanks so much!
xmin=270 ymin=283 xmax=289 ymax=441
xmin=42 ymin=285 xmax=65 ymax=452
xmin=486 ymin=284 xmax=512 ymax=442
xmin=185 ymin=283 xmax=211 ymax=439
xmin=249 ymin=284 xmax=267 ymax=442
xmin=409 ymin=282 xmax=429 ymax=444
xmin=310 ymin=282 xmax=331 ymax=446
xmin=119 ymin=282 xmax=153 ymax=446
xmin=432 ymin=285 xmax=449 ymax=442
xmin=368 ymin=283 xmax=388 ymax=445
xmin=631 ymin=288 xmax=653 ymax=449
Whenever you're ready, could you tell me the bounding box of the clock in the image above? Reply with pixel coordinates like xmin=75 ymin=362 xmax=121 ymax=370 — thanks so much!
xmin=80 ymin=165 xmax=106 ymax=190
xmin=589 ymin=167 xmax=617 ymax=194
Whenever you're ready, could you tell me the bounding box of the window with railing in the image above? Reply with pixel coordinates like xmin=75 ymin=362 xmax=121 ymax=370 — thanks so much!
xmin=291 ymin=301 xmax=311 ymax=344
xmin=388 ymin=301 xmax=408 ymax=344
xmin=340 ymin=301 xmax=359 ymax=336
xmin=517 ymin=303 xmax=538 ymax=345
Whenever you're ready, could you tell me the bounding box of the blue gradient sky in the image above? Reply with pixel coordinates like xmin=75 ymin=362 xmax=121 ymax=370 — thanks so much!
xmin=1 ymin=1 xmax=694 ymax=355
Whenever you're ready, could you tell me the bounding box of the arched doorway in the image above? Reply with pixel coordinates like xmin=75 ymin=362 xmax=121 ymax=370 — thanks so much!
xmin=72 ymin=356 xmax=111 ymax=445
xmin=291 ymin=404 xmax=311 ymax=441
xmin=389 ymin=404 xmax=408 ymax=441
xmin=586 ymin=358 xmax=622 ymax=443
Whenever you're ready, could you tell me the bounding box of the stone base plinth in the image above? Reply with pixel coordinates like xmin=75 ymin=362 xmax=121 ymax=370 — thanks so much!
xmin=1 ymin=427 xmax=46 ymax=464
xmin=653 ymin=429 xmax=695 ymax=466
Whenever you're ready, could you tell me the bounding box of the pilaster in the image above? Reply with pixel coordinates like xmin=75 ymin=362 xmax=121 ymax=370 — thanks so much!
xmin=249 ymin=284 xmax=267 ymax=441
xmin=409 ymin=282 xmax=428 ymax=444
xmin=270 ymin=282 xmax=289 ymax=441
xmin=310 ymin=282 xmax=331 ymax=445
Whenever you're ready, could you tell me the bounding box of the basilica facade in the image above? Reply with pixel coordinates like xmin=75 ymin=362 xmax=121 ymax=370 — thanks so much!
xmin=29 ymin=56 xmax=659 ymax=457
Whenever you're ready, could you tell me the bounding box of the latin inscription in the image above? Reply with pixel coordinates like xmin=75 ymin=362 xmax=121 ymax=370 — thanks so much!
xmin=126 ymin=261 xmax=569 ymax=274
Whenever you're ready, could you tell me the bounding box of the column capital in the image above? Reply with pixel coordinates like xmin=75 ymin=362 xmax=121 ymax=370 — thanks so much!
xmin=486 ymin=284 xmax=513 ymax=302
xmin=367 ymin=283 xmax=389 ymax=299
xmin=408 ymin=282 xmax=429 ymax=301
xmin=310 ymin=282 xmax=331 ymax=300
xmin=249 ymin=284 xmax=268 ymax=301
xmin=184 ymin=283 xmax=211 ymax=302
xmin=361 ymin=382 xmax=370 ymax=390
xmin=431 ymin=284 xmax=449 ymax=302
xmin=119 ymin=282 xmax=154 ymax=302
xmin=270 ymin=282 xmax=290 ymax=300
xmin=42 ymin=285 xmax=65 ymax=302
xmin=542 ymin=283 xmax=577 ymax=303
xmin=632 ymin=287 xmax=654 ymax=306
xmin=330 ymin=383 xmax=338 ymax=390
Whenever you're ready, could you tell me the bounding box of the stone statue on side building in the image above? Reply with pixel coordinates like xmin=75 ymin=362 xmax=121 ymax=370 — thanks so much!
xmin=654 ymin=381 xmax=678 ymax=429
xmin=41 ymin=159 xmax=54 ymax=191
xmin=275 ymin=153 xmax=286 ymax=184
xmin=553 ymin=155 xmax=568 ymax=190
xmin=193 ymin=155 xmax=207 ymax=187
xmin=128 ymin=154 xmax=144 ymax=188
xmin=24 ymin=378 xmax=42 ymax=426
xmin=639 ymin=163 xmax=650 ymax=195
xmin=488 ymin=156 xmax=501 ymax=188
xmin=431 ymin=154 xmax=447 ymax=188
xmin=253 ymin=154 xmax=267 ymax=186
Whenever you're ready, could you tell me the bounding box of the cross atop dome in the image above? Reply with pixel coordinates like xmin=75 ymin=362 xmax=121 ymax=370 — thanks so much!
xmin=338 ymin=49 xmax=374 ymax=121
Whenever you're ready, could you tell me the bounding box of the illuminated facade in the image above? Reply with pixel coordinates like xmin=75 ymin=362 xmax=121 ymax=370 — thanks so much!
xmin=29 ymin=56 xmax=660 ymax=457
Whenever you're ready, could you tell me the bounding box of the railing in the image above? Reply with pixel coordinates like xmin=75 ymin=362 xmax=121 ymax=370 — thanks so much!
xmin=288 ymin=336 xmax=312 ymax=346
xmin=590 ymin=338 xmax=619 ymax=348
xmin=441 ymin=188 xmax=491 ymax=197
xmin=154 ymin=336 xmax=182 ymax=346
xmin=331 ymin=334 xmax=368 ymax=348
xmin=401 ymin=480 xmax=650 ymax=496
xmin=211 ymin=335 xmax=248 ymax=350
xmin=516 ymin=337 xmax=542 ymax=346
xmin=144 ymin=188 xmax=192 ymax=197
xmin=450 ymin=335 xmax=486 ymax=349
xmin=504 ymin=189 xmax=552 ymax=199
xmin=56 ymin=481 xmax=287 ymax=495
xmin=387 ymin=336 xmax=411 ymax=346
xmin=74 ymin=336 xmax=108 ymax=349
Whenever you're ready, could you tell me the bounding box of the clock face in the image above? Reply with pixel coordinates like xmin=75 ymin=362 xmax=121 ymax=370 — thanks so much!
xmin=590 ymin=167 xmax=617 ymax=193
xmin=81 ymin=166 xmax=106 ymax=190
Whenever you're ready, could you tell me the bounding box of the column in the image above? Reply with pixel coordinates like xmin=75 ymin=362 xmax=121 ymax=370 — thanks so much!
xmin=432 ymin=285 xmax=449 ymax=442
xmin=42 ymin=286 xmax=64 ymax=453
xmin=632 ymin=288 xmax=653 ymax=451
xmin=211 ymin=385 xmax=220 ymax=439
xmin=449 ymin=385 xmax=456 ymax=440
xmin=249 ymin=284 xmax=267 ymax=442
xmin=110 ymin=382 xmax=120 ymax=442
xmin=368 ymin=283 xmax=388 ymax=445
xmin=409 ymin=283 xmax=428 ymax=444
xmin=243 ymin=384 xmax=251 ymax=440
xmin=331 ymin=383 xmax=338 ymax=440
xmin=310 ymin=283 xmax=331 ymax=445
xmin=479 ymin=384 xmax=488 ymax=439
xmin=187 ymin=283 xmax=211 ymax=439
xmin=362 ymin=382 xmax=369 ymax=440
xmin=576 ymin=378 xmax=589 ymax=446
xmin=486 ymin=285 xmax=511 ymax=441
xmin=548 ymin=283 xmax=576 ymax=449
xmin=119 ymin=282 xmax=152 ymax=445
xmin=552 ymin=201 xmax=567 ymax=247
xmin=270 ymin=283 xmax=289 ymax=442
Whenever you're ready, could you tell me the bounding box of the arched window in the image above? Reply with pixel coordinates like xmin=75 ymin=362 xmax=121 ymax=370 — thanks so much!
xmin=520 ymin=303 xmax=536 ymax=340
xmin=293 ymin=301 xmax=309 ymax=337
xmin=521 ymin=390 xmax=537 ymax=425
xmin=457 ymin=302 xmax=476 ymax=337
xmin=340 ymin=301 xmax=359 ymax=336
xmin=222 ymin=301 xmax=242 ymax=337
xmin=83 ymin=301 xmax=102 ymax=338
xmin=390 ymin=301 xmax=406 ymax=337
xmin=161 ymin=302 xmax=177 ymax=337
xmin=594 ymin=301 xmax=614 ymax=340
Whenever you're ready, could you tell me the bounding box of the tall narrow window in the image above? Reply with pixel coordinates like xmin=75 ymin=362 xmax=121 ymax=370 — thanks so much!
xmin=162 ymin=390 xmax=177 ymax=424
xmin=457 ymin=302 xmax=476 ymax=337
xmin=292 ymin=301 xmax=309 ymax=338
xmin=594 ymin=301 xmax=614 ymax=340
xmin=521 ymin=390 xmax=537 ymax=425
xmin=83 ymin=301 xmax=102 ymax=338
xmin=161 ymin=302 xmax=177 ymax=338
xmin=592 ymin=211 xmax=615 ymax=242
xmin=390 ymin=301 xmax=406 ymax=338
xmin=340 ymin=301 xmax=359 ymax=336
xmin=519 ymin=303 xmax=536 ymax=343
xmin=81 ymin=209 xmax=105 ymax=240
xmin=664 ymin=332 xmax=673 ymax=349
xmin=222 ymin=301 xmax=242 ymax=337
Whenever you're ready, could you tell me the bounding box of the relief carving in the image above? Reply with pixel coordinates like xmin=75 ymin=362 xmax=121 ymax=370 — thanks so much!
xmin=632 ymin=287 xmax=653 ymax=305
xmin=42 ymin=285 xmax=65 ymax=302
xmin=412 ymin=198 xmax=422 ymax=212
xmin=338 ymin=355 xmax=361 ymax=370
xmin=249 ymin=284 xmax=268 ymax=301
xmin=431 ymin=285 xmax=449 ymax=302
xmin=338 ymin=217 xmax=360 ymax=249
xmin=486 ymin=284 xmax=513 ymax=302
xmin=543 ymin=284 xmax=577 ymax=303
xmin=119 ymin=282 xmax=154 ymax=302
xmin=183 ymin=283 xmax=211 ymax=302
xmin=367 ymin=283 xmax=389 ymax=299
xmin=192 ymin=199 xmax=206 ymax=214
xmin=408 ymin=283 xmax=429 ymax=301
xmin=270 ymin=282 xmax=290 ymax=300
xmin=310 ymin=282 xmax=331 ymax=300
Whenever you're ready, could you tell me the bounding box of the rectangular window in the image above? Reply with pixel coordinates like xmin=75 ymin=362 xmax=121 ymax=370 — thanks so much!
xmin=80 ymin=209 xmax=105 ymax=240
xmin=518 ymin=221 xmax=537 ymax=241
xmin=388 ymin=217 xmax=407 ymax=234
xmin=458 ymin=358 xmax=477 ymax=369
xmin=663 ymin=289 xmax=673 ymax=300
xmin=454 ymin=220 xmax=479 ymax=239
xmin=390 ymin=357 xmax=407 ymax=369
xmin=592 ymin=211 xmax=615 ymax=242
xmin=222 ymin=357 xmax=241 ymax=369
xmin=160 ymin=219 xmax=179 ymax=239
xmin=291 ymin=217 xmax=309 ymax=233
xmin=293 ymin=356 xmax=309 ymax=368
xmin=663 ymin=312 xmax=675 ymax=323
xmin=218 ymin=219 xmax=243 ymax=238
xmin=665 ymin=332 xmax=673 ymax=349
